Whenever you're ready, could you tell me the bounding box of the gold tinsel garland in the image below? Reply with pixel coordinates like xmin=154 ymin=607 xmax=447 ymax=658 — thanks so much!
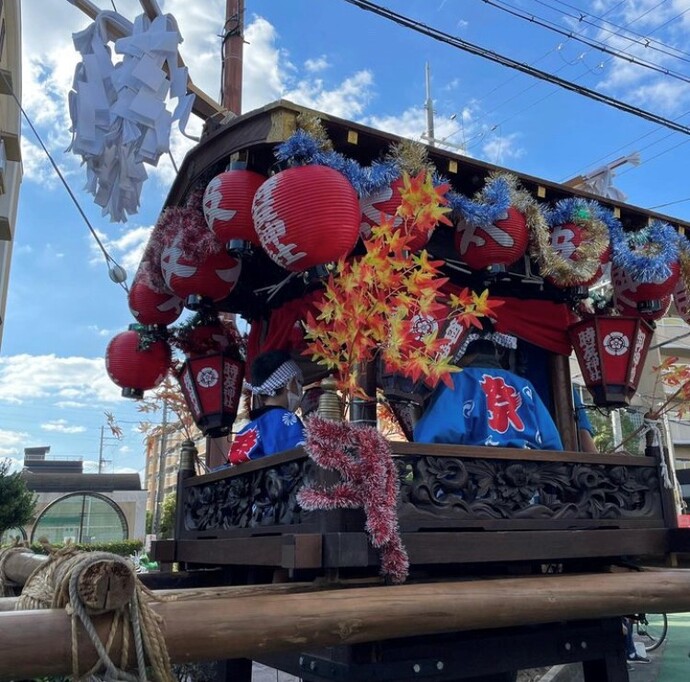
xmin=537 ymin=206 xmax=610 ymax=287
xmin=295 ymin=112 xmax=334 ymax=151
xmin=385 ymin=139 xmax=436 ymax=178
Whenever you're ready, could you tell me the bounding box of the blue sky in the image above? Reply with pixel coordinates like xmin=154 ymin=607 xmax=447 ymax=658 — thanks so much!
xmin=3 ymin=0 xmax=690 ymax=476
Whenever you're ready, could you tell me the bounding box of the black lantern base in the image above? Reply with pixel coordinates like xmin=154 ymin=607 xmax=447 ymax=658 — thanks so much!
xmin=226 ymin=239 xmax=253 ymax=258
xmin=589 ymin=384 xmax=634 ymax=408
xmin=122 ymin=387 xmax=144 ymax=400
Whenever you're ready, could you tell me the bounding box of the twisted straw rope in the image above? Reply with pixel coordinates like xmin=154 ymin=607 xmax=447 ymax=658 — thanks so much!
xmin=8 ymin=545 xmax=173 ymax=681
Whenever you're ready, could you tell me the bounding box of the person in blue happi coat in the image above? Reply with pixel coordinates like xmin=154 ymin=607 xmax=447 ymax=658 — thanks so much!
xmin=228 ymin=349 xmax=306 ymax=465
xmin=414 ymin=337 xmax=563 ymax=450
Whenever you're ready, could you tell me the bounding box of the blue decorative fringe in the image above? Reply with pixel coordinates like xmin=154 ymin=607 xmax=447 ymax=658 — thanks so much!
xmin=446 ymin=175 xmax=512 ymax=226
xmin=610 ymin=218 xmax=679 ymax=283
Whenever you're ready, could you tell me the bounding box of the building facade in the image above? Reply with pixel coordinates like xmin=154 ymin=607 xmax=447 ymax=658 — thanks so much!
xmin=0 ymin=0 xmax=22 ymax=350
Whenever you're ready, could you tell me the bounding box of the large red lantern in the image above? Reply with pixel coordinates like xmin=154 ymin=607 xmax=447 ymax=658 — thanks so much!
xmin=252 ymin=165 xmax=360 ymax=272
xmin=128 ymin=278 xmax=183 ymax=326
xmin=202 ymin=169 xmax=265 ymax=247
xmin=177 ymin=354 xmax=245 ymax=437
xmin=105 ymin=328 xmax=171 ymax=399
xmin=454 ymin=207 xmax=529 ymax=271
xmin=569 ymin=316 xmax=654 ymax=407
xmin=161 ymin=234 xmax=242 ymax=302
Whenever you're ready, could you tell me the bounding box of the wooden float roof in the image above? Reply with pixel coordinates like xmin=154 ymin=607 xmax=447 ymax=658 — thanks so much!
xmin=164 ymin=98 xmax=690 ymax=235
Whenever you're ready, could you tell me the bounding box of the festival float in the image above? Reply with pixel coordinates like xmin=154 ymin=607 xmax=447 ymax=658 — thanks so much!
xmin=5 ymin=6 xmax=690 ymax=682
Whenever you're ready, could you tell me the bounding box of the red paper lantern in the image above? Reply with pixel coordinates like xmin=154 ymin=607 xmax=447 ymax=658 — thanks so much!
xmin=161 ymin=234 xmax=242 ymax=302
xmin=673 ymin=279 xmax=690 ymax=325
xmin=616 ymin=294 xmax=672 ymax=322
xmin=569 ymin=316 xmax=654 ymax=407
xmin=252 ymin=165 xmax=360 ymax=272
xmin=177 ymin=353 xmax=245 ymax=437
xmin=105 ymin=328 xmax=171 ymax=398
xmin=359 ymin=177 xmax=432 ymax=252
xmin=454 ymin=207 xmax=529 ymax=271
xmin=583 ymin=244 xmax=611 ymax=287
xmin=612 ymin=262 xmax=680 ymax=306
xmin=202 ymin=169 xmax=265 ymax=245
xmin=128 ymin=278 xmax=183 ymax=326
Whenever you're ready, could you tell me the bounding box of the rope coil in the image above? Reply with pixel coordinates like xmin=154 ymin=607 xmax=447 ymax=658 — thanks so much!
xmin=4 ymin=545 xmax=174 ymax=681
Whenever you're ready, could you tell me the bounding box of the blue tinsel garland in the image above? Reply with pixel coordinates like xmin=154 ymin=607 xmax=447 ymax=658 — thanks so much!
xmin=609 ymin=218 xmax=679 ymax=283
xmin=446 ymin=175 xmax=512 ymax=226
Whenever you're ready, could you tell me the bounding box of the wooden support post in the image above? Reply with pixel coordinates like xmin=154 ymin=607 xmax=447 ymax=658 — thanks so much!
xmin=350 ymin=360 xmax=377 ymax=427
xmin=549 ymin=352 xmax=578 ymax=451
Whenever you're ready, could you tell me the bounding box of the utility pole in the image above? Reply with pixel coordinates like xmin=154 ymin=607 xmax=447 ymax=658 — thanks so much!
xmin=152 ymin=401 xmax=169 ymax=537
xmin=222 ymin=0 xmax=244 ymax=115
xmin=98 ymin=426 xmax=104 ymax=474
xmin=425 ymin=62 xmax=435 ymax=147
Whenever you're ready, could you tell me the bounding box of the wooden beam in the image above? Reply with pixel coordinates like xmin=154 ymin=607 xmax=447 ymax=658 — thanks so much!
xmin=2 ymin=570 xmax=690 ymax=678
xmin=68 ymin=0 xmax=225 ymax=121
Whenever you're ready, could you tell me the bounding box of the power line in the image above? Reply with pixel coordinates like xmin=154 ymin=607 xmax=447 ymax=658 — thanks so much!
xmin=343 ymin=0 xmax=690 ymax=137
xmin=481 ymin=0 xmax=690 ymax=88
xmin=534 ymin=0 xmax=690 ymax=64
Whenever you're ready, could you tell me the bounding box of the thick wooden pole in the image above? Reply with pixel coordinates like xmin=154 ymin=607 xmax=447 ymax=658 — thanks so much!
xmin=3 ymin=571 xmax=690 ymax=679
xmin=222 ymin=0 xmax=244 ymax=114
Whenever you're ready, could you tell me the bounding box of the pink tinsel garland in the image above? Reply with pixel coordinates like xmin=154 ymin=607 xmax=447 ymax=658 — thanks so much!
xmin=298 ymin=416 xmax=409 ymax=583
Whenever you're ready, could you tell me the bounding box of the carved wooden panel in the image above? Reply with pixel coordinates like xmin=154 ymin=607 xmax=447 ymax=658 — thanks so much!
xmin=395 ymin=456 xmax=662 ymax=522
xmin=183 ymin=459 xmax=315 ymax=531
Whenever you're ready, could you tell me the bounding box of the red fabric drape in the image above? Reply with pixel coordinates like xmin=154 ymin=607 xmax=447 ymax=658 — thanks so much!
xmin=492 ymin=296 xmax=576 ymax=356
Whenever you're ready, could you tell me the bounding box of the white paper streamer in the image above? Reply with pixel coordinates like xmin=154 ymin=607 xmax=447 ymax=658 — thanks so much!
xmin=68 ymin=11 xmax=195 ymax=222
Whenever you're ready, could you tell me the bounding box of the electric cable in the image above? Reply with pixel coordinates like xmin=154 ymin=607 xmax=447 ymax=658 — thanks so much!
xmin=343 ymin=0 xmax=690 ymax=137
xmin=481 ymin=0 xmax=690 ymax=88
xmin=533 ymin=0 xmax=690 ymax=64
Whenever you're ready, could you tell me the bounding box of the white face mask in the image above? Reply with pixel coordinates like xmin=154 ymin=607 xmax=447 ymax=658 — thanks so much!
xmin=286 ymin=379 xmax=303 ymax=413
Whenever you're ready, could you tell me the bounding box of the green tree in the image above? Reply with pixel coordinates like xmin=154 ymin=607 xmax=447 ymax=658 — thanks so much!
xmin=159 ymin=493 xmax=177 ymax=539
xmin=0 ymin=459 xmax=36 ymax=535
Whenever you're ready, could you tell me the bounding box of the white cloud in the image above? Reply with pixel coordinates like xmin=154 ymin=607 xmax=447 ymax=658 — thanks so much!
xmin=305 ymin=56 xmax=330 ymax=73
xmin=40 ymin=419 xmax=87 ymax=434
xmin=0 ymin=457 xmax=23 ymax=474
xmin=0 ymin=429 xmax=29 ymax=458
xmin=286 ymin=70 xmax=375 ymax=119
xmin=0 ymin=354 xmax=123 ymax=405
xmin=481 ymin=132 xmax=523 ymax=165
xmin=54 ymin=400 xmax=91 ymax=409
xmin=90 ymin=225 xmax=153 ymax=279
xmin=88 ymin=325 xmax=112 ymax=338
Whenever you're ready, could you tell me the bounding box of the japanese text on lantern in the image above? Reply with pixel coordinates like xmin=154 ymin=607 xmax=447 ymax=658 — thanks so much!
xmin=629 ymin=328 xmax=647 ymax=384
xmin=182 ymin=370 xmax=202 ymax=419
xmin=223 ymin=360 xmax=241 ymax=410
xmin=577 ymin=327 xmax=601 ymax=382
xmin=456 ymin=216 xmax=515 ymax=255
xmin=437 ymin=318 xmax=465 ymax=358
xmin=253 ymin=185 xmax=307 ymax=268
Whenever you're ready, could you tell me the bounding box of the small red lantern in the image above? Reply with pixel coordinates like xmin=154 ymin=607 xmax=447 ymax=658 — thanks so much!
xmin=252 ymin=165 xmax=360 ymax=272
xmin=105 ymin=327 xmax=171 ymax=399
xmin=177 ymin=353 xmax=245 ymax=437
xmin=569 ymin=316 xmax=654 ymax=407
xmin=612 ymin=262 xmax=680 ymax=306
xmin=202 ymin=169 xmax=265 ymax=246
xmin=454 ymin=207 xmax=529 ymax=271
xmin=128 ymin=278 xmax=183 ymax=326
xmin=161 ymin=234 xmax=242 ymax=302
